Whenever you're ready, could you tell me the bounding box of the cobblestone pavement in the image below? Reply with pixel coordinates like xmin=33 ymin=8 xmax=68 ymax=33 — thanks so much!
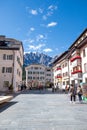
xmin=0 ymin=89 xmax=87 ymax=130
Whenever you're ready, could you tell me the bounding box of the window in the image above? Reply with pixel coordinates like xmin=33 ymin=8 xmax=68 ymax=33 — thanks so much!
xmin=73 ymin=65 xmax=81 ymax=72
xmin=47 ymin=69 xmax=51 ymax=71
xmin=3 ymin=54 xmax=6 ymax=60
xmin=40 ymin=77 xmax=44 ymax=80
xmin=34 ymin=67 xmax=38 ymax=70
xmin=66 ymin=81 xmax=69 ymax=85
xmin=65 ymin=63 xmax=67 ymax=67
xmin=77 ymin=65 xmax=81 ymax=70
xmin=66 ymin=72 xmax=68 ymax=76
xmin=2 ymin=67 xmax=5 ymax=73
xmin=46 ymin=74 xmax=51 ymax=76
xmin=7 ymin=55 xmax=13 ymax=60
xmin=63 ymin=81 xmax=65 ymax=85
xmin=36 ymin=72 xmax=39 ymax=74
xmin=28 ymin=71 xmax=32 ymax=74
xmin=37 ymin=77 xmax=39 ymax=79
xmin=3 ymin=54 xmax=13 ymax=60
xmin=83 ymin=49 xmax=86 ymax=57
xmin=3 ymin=81 xmax=9 ymax=87
xmin=33 ymin=72 xmax=36 ymax=74
xmin=73 ymin=66 xmax=77 ymax=72
xmin=40 ymin=72 xmax=44 ymax=74
xmin=62 ymin=64 xmax=64 ymax=68
xmin=6 ymin=67 xmax=12 ymax=73
xmin=17 ymin=69 xmax=19 ymax=74
xmin=28 ymin=76 xmax=32 ymax=79
xmin=19 ymin=71 xmax=20 ymax=76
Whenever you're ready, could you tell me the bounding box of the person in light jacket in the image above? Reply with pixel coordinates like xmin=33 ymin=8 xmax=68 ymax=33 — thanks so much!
xmin=77 ymin=85 xmax=83 ymax=102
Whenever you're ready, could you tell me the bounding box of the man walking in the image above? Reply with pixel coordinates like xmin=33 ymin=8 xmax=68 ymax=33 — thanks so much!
xmin=69 ymin=84 xmax=77 ymax=103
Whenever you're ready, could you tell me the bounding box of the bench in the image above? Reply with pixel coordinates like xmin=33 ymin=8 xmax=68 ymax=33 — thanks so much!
xmin=0 ymin=96 xmax=13 ymax=104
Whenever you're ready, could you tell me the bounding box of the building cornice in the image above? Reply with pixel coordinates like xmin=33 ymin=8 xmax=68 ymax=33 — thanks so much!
xmin=0 ymin=47 xmax=19 ymax=50
xmin=69 ymin=28 xmax=87 ymax=50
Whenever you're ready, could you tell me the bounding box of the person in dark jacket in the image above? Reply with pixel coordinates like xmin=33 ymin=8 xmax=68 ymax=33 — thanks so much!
xmin=69 ymin=84 xmax=77 ymax=103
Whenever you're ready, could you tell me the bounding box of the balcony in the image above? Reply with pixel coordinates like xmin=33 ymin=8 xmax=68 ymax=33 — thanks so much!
xmin=71 ymin=73 xmax=82 ymax=79
xmin=71 ymin=59 xmax=81 ymax=67
xmin=70 ymin=56 xmax=81 ymax=62
xmin=56 ymin=76 xmax=62 ymax=78
xmin=56 ymin=68 xmax=61 ymax=71
xmin=71 ymin=70 xmax=82 ymax=74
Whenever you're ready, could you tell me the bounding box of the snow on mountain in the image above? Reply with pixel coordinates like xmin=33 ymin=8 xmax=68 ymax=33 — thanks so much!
xmin=24 ymin=52 xmax=53 ymax=67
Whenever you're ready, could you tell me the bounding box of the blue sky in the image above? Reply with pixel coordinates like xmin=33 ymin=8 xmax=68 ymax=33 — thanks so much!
xmin=0 ymin=0 xmax=87 ymax=57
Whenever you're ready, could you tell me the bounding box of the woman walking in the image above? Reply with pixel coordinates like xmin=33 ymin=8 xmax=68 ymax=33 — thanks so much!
xmin=77 ymin=85 xmax=83 ymax=102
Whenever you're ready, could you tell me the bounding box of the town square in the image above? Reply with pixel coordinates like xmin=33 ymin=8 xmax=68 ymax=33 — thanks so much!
xmin=0 ymin=0 xmax=87 ymax=130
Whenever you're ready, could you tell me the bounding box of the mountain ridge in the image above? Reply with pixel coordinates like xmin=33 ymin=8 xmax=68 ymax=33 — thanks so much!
xmin=24 ymin=52 xmax=54 ymax=67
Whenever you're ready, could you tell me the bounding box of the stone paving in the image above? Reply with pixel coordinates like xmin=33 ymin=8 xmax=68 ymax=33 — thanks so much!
xmin=0 ymin=89 xmax=87 ymax=130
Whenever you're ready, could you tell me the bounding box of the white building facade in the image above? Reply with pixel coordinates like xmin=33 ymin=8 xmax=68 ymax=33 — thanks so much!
xmin=53 ymin=51 xmax=69 ymax=89
xmin=53 ymin=28 xmax=87 ymax=89
xmin=79 ymin=35 xmax=87 ymax=83
xmin=25 ymin=64 xmax=53 ymax=89
xmin=0 ymin=35 xmax=24 ymax=92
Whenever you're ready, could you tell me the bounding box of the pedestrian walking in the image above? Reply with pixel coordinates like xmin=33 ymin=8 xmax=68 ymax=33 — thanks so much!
xmin=77 ymin=85 xmax=83 ymax=102
xmin=65 ymin=85 xmax=68 ymax=94
xmin=54 ymin=85 xmax=57 ymax=92
xmin=69 ymin=84 xmax=77 ymax=103
xmin=52 ymin=85 xmax=54 ymax=92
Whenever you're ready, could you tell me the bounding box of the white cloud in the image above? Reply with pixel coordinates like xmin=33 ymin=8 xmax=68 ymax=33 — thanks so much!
xmin=36 ymin=34 xmax=45 ymax=42
xmin=29 ymin=39 xmax=34 ymax=43
xmin=48 ymin=5 xmax=57 ymax=11
xmin=24 ymin=51 xmax=31 ymax=55
xmin=30 ymin=9 xmax=38 ymax=15
xmin=42 ymin=5 xmax=58 ymax=20
xmin=27 ymin=27 xmax=35 ymax=36
xmin=30 ymin=27 xmax=35 ymax=31
xmin=47 ymin=11 xmax=53 ymax=17
xmin=47 ymin=22 xmax=57 ymax=27
xmin=39 ymin=8 xmax=43 ymax=14
xmin=28 ymin=45 xmax=36 ymax=50
xmin=26 ymin=7 xmax=38 ymax=15
xmin=42 ymin=12 xmax=52 ymax=20
xmin=23 ymin=39 xmax=34 ymax=44
xmin=43 ymin=48 xmax=52 ymax=52
xmin=36 ymin=34 xmax=47 ymax=42
xmin=28 ymin=44 xmax=45 ymax=51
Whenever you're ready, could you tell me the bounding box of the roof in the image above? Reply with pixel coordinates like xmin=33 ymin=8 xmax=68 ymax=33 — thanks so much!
xmin=52 ymin=50 xmax=68 ymax=64
xmin=0 ymin=35 xmax=24 ymax=52
xmin=69 ymin=28 xmax=87 ymax=49
xmin=25 ymin=63 xmax=46 ymax=69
